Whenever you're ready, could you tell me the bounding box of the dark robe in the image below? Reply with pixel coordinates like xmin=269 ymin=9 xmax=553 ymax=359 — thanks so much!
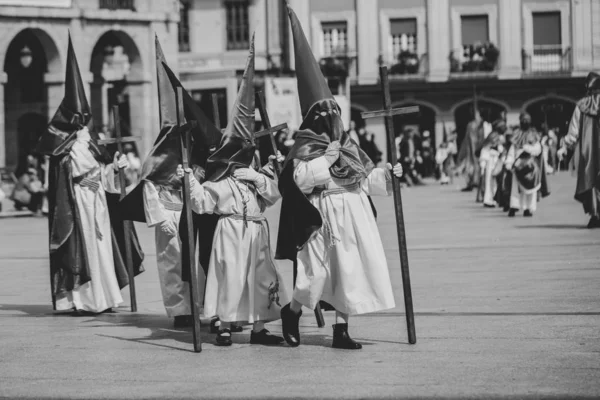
xmin=457 ymin=120 xmax=484 ymax=188
xmin=571 ymin=96 xmax=600 ymax=217
xmin=512 ymin=128 xmax=550 ymax=198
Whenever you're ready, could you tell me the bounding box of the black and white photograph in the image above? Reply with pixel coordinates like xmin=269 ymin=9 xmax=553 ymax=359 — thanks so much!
xmin=0 ymin=0 xmax=599 ymax=399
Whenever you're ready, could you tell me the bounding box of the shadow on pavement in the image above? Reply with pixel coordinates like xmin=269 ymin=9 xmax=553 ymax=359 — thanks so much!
xmin=517 ymin=224 xmax=588 ymax=230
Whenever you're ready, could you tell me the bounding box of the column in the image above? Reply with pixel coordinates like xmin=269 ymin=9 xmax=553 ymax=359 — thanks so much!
xmin=426 ymin=0 xmax=450 ymax=82
xmin=0 ymin=72 xmax=6 ymax=168
xmin=253 ymin=0 xmax=268 ymax=70
xmin=356 ymin=0 xmax=379 ymax=85
xmin=266 ymin=0 xmax=282 ymax=67
xmin=498 ymin=0 xmax=522 ymax=79
xmin=127 ymin=80 xmax=153 ymax=158
xmin=288 ymin=0 xmax=311 ymax=70
xmin=44 ymin=72 xmax=64 ymax=121
xmin=572 ymin=0 xmax=594 ymax=75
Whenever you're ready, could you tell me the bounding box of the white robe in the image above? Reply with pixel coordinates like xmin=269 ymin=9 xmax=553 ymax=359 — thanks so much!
xmin=293 ymin=157 xmax=396 ymax=315
xmin=188 ymin=175 xmax=289 ymax=324
xmin=55 ymin=139 xmax=123 ymax=313
xmin=143 ymin=181 xmax=191 ymax=318
xmin=506 ymin=142 xmax=542 ymax=212
xmin=479 ymin=145 xmax=503 ymax=206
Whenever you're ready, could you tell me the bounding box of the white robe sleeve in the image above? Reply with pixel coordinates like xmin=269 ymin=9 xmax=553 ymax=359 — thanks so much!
xmin=188 ymin=176 xmax=219 ymax=214
xmin=102 ymin=164 xmax=120 ymax=194
xmin=293 ymin=157 xmax=332 ymax=194
xmin=505 ymin=144 xmax=516 ymax=168
xmin=255 ymin=175 xmax=281 ymax=207
xmin=143 ymin=180 xmax=167 ymax=227
xmin=69 ymin=140 xmax=98 ymax=178
xmin=565 ymin=107 xmax=581 ymax=149
xmin=362 ymin=168 xmax=390 ymax=197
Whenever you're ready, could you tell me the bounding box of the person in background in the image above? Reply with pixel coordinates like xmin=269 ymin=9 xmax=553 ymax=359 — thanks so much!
xmin=11 ymin=167 xmax=46 ymax=215
xmin=421 ymin=131 xmax=433 ymax=177
xmin=122 ymin=143 xmax=141 ymax=190
xmin=363 ymin=130 xmax=382 ymax=165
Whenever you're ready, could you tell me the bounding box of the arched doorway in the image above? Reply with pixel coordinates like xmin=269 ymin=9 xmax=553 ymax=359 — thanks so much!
xmin=524 ymin=96 xmax=576 ymax=137
xmin=453 ymin=99 xmax=507 ymax=149
xmin=90 ymin=30 xmax=143 ymax=148
xmin=3 ymin=28 xmax=60 ymax=170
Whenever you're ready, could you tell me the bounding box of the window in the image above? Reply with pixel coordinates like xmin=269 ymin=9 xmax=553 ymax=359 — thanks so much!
xmin=533 ymin=12 xmax=561 ymax=46
xmin=389 ymin=18 xmax=417 ymax=58
xmin=461 ymin=15 xmax=489 ymax=45
xmin=178 ymin=0 xmax=190 ymax=52
xmin=321 ymin=21 xmax=347 ymax=57
xmin=99 ymin=0 xmax=135 ymax=10
xmin=225 ymin=0 xmax=250 ymax=50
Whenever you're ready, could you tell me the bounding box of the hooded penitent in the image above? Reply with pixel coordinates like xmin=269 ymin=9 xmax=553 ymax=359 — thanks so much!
xmin=40 ymin=35 xmax=143 ymax=303
xmin=204 ymin=34 xmax=257 ymax=182
xmin=457 ymin=91 xmax=484 ymax=185
xmin=275 ymin=4 xmax=375 ymax=261
xmin=571 ymin=72 xmax=600 ymax=215
xmin=512 ymin=112 xmax=550 ymax=196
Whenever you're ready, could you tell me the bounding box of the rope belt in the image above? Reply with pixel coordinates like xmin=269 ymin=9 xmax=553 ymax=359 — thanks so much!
xmin=160 ymin=199 xmax=183 ymax=212
xmin=311 ymin=181 xmax=361 ymax=198
xmin=74 ymin=173 xmax=103 ymax=239
xmin=220 ymin=213 xmax=266 ymax=224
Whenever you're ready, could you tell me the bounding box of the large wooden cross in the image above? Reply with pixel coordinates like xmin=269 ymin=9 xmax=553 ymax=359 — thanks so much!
xmin=361 ymin=65 xmax=418 ymax=345
xmin=178 ymin=87 xmax=203 ymax=353
xmin=254 ymin=91 xmax=326 ymax=328
xmin=98 ymin=105 xmax=140 ymax=312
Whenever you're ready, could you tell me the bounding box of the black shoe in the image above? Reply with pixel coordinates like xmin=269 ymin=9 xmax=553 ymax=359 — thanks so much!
xmin=508 ymin=208 xmax=517 ymax=217
xmin=503 ymin=206 xmax=510 ymax=212
xmin=331 ymin=323 xmax=362 ymax=350
xmin=483 ymin=203 xmax=496 ymax=208
xmin=174 ymin=315 xmax=193 ymax=328
xmin=587 ymin=216 xmax=600 ymax=229
xmin=280 ymin=303 xmax=301 ymax=347
xmin=523 ymin=210 xmax=533 ymax=217
xmin=216 ymin=329 xmax=232 ymax=346
xmin=230 ymin=324 xmax=244 ymax=333
xmin=461 ymin=186 xmax=474 ymax=192
xmin=250 ymin=329 xmax=284 ymax=345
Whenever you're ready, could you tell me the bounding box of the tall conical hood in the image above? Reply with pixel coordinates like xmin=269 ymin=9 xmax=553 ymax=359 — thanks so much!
xmin=287 ymin=4 xmax=334 ymax=116
xmin=37 ymin=34 xmax=96 ymax=155
xmin=205 ymin=33 xmax=256 ymax=182
xmin=155 ymin=35 xmax=178 ymax=130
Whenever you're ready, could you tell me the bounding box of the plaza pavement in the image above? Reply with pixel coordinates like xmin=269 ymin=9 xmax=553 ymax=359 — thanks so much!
xmin=0 ymin=172 xmax=599 ymax=399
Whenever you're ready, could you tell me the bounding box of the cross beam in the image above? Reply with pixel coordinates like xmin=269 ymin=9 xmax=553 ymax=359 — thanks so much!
xmin=361 ymin=66 xmax=417 ymax=345
xmin=98 ymin=106 xmax=139 ymax=313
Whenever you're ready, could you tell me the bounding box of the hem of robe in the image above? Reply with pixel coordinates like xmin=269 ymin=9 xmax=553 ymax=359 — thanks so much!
xmin=212 ymin=311 xmax=283 ymax=325
xmin=55 ymin=283 xmax=123 ymax=313
xmin=296 ymin=291 xmax=395 ymax=316
xmin=517 ymin=183 xmax=541 ymax=195
xmin=164 ymin=303 xmax=192 ymax=318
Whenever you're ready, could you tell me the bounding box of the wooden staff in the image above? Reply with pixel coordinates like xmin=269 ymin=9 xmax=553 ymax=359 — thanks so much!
xmin=361 ymin=66 xmax=418 ymax=344
xmin=254 ymin=91 xmax=326 ymax=328
xmin=178 ymin=87 xmax=203 ymax=352
xmin=98 ymin=106 xmax=140 ymax=312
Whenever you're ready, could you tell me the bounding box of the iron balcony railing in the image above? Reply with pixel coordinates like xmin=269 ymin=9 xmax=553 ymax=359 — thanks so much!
xmin=522 ymin=45 xmax=572 ymax=75
xmin=381 ymin=52 xmax=428 ymax=80
xmin=99 ymin=0 xmax=135 ymax=11
xmin=449 ymin=43 xmax=499 ymax=78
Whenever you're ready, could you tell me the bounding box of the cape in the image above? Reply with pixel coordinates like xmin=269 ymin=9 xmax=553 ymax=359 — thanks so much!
xmin=511 ymin=128 xmax=550 ymax=198
xmin=573 ymin=96 xmax=600 ymax=215
xmin=48 ymin=150 xmax=144 ymax=301
xmin=457 ymin=120 xmax=484 ymax=185
xmin=275 ymin=129 xmax=374 ymax=261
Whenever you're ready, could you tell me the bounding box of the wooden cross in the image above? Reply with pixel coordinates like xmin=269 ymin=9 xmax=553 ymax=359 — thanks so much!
xmin=178 ymin=87 xmax=203 ymax=353
xmin=254 ymin=91 xmax=287 ymax=179
xmin=361 ymin=65 xmax=418 ymax=345
xmin=98 ymin=105 xmax=140 ymax=312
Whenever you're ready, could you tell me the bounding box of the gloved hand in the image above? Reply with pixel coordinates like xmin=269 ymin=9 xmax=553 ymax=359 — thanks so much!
xmin=113 ymin=151 xmax=129 ymax=170
xmin=159 ymin=220 xmax=177 ymax=237
xmin=557 ymin=147 xmax=567 ymax=160
xmin=324 ymin=141 xmax=341 ymax=166
xmin=385 ymin=162 xmax=403 ymax=180
xmin=233 ymin=167 xmax=261 ymax=184
xmin=176 ymin=164 xmax=193 ymax=179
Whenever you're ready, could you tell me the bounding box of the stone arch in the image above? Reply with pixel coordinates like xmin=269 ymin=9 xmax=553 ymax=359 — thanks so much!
xmin=392 ymin=99 xmax=443 ymax=116
xmin=523 ymin=95 xmax=577 ymax=135
xmin=0 ymin=26 xmax=62 ymax=76
xmin=88 ymin=30 xmax=145 ymax=140
xmin=450 ymin=96 xmax=510 ymax=116
xmin=452 ymin=97 xmax=508 ymax=148
xmin=2 ymin=27 xmax=61 ymax=170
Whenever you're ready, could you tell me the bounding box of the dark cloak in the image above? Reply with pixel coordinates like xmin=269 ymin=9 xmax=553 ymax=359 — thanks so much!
xmin=457 ymin=119 xmax=484 ymax=188
xmin=572 ymin=95 xmax=600 ymax=216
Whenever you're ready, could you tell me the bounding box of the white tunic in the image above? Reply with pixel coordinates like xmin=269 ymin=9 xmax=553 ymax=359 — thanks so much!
xmin=188 ymin=174 xmax=289 ymax=324
xmin=479 ymin=145 xmax=503 ymax=206
xmin=293 ymin=156 xmax=396 ymax=315
xmin=143 ymin=182 xmax=191 ymax=318
xmin=55 ymin=139 xmax=123 ymax=313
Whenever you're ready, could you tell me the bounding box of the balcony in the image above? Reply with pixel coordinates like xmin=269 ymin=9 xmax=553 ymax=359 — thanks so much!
xmin=380 ymin=52 xmax=428 ymax=81
xmin=449 ymin=42 xmax=499 ymax=79
xmin=522 ymin=45 xmax=572 ymax=76
xmin=99 ymin=0 xmax=135 ymax=11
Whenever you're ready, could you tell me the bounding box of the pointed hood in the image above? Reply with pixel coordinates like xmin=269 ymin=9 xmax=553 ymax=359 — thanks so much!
xmin=155 ymin=36 xmax=178 ymax=131
xmin=204 ymin=33 xmax=257 ymax=182
xmin=38 ymin=34 xmax=102 ymax=156
xmin=287 ymin=4 xmax=334 ymax=117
